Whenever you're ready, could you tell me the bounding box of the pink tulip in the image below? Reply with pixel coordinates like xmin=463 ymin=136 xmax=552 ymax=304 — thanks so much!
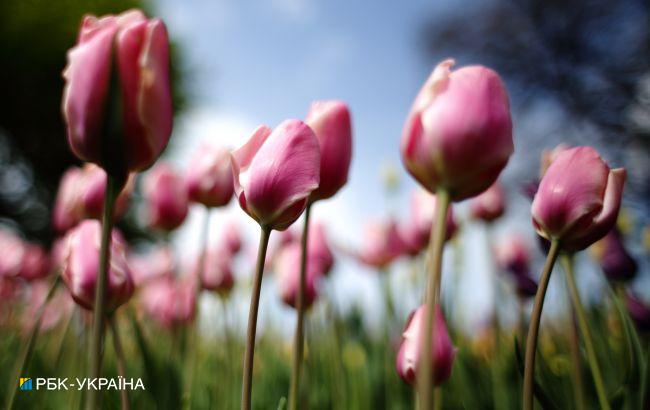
xmin=305 ymin=100 xmax=353 ymax=202
xmin=61 ymin=220 xmax=134 ymax=311
xmin=62 ymin=9 xmax=173 ymax=172
xmin=532 ymin=147 xmax=626 ymax=251
xmin=52 ymin=167 xmax=84 ymax=232
xmin=128 ymin=246 xmax=174 ymax=286
xmin=592 ymin=229 xmax=637 ymax=282
xmin=185 ymin=143 xmax=234 ymax=207
xmin=231 ymin=120 xmax=320 ymax=231
xmin=494 ymin=234 xmax=531 ymax=277
xmin=307 ymin=221 xmax=335 ymax=275
xmin=400 ymin=59 xmax=513 ymax=201
xmin=18 ymin=244 xmax=51 ymax=282
xmin=275 ymin=243 xmax=321 ymax=309
xmin=143 ymin=163 xmax=189 ymax=231
xmin=0 ymin=228 xmax=26 ymax=278
xmin=396 ymin=305 xmax=456 ymax=386
xmin=358 ymin=219 xmax=405 ymax=268
xmin=470 ymin=181 xmax=506 ymax=223
xmin=139 ymin=276 xmax=196 ymax=329
xmin=201 ymin=247 xmax=235 ymax=295
xmin=219 ymin=220 xmax=243 ymax=255
xmin=400 ymin=189 xmax=458 ymax=256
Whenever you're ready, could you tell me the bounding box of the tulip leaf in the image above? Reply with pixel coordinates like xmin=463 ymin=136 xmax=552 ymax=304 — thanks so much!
xmin=513 ymin=338 xmax=560 ymax=410
xmin=277 ymin=396 xmax=287 ymax=410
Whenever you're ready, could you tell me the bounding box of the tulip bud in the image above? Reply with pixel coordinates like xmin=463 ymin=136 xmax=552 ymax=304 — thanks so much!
xmin=592 ymin=229 xmax=637 ymax=282
xmin=201 ymin=247 xmax=235 ymax=295
xmin=143 ymin=163 xmax=189 ymax=231
xmin=540 ymin=144 xmax=570 ymax=177
xmin=0 ymin=228 xmax=26 ymax=278
xmin=139 ymin=276 xmax=196 ymax=329
xmin=305 ymin=101 xmax=352 ymax=202
xmin=219 ymin=220 xmax=243 ymax=255
xmin=185 ymin=143 xmax=234 ymax=207
xmin=532 ymin=147 xmax=626 ymax=251
xmin=358 ymin=219 xmax=406 ymax=269
xmin=400 ymin=189 xmax=457 ymax=256
xmin=306 ymin=221 xmax=335 ymax=276
xmin=400 ymin=59 xmax=513 ymax=201
xmin=231 ymin=120 xmax=320 ymax=231
xmin=396 ymin=305 xmax=456 ymax=386
xmin=18 ymin=244 xmax=51 ymax=282
xmin=470 ymin=181 xmax=506 ymax=223
xmin=275 ymin=243 xmax=321 ymax=309
xmin=62 ymin=9 xmax=173 ymax=173
xmin=61 ymin=220 xmax=134 ymax=311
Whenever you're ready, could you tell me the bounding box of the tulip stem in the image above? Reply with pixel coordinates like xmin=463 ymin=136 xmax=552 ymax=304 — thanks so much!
xmin=86 ymin=172 xmax=122 ymax=410
xmin=523 ymin=239 xmax=560 ymax=410
xmin=567 ymin=307 xmax=586 ymax=410
xmin=241 ymin=226 xmax=272 ymax=410
xmin=562 ymin=255 xmax=610 ymax=410
xmin=109 ymin=315 xmax=130 ymax=410
xmin=418 ymin=188 xmax=450 ymax=410
xmin=5 ymin=276 xmax=60 ymax=410
xmin=289 ymin=203 xmax=312 ymax=410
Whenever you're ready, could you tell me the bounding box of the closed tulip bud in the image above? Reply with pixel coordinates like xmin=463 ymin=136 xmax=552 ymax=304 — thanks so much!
xmin=143 ymin=163 xmax=189 ymax=231
xmin=0 ymin=228 xmax=26 ymax=278
xmin=307 ymin=221 xmax=335 ymax=276
xmin=62 ymin=9 xmax=173 ymax=173
xmin=358 ymin=219 xmax=406 ymax=268
xmin=470 ymin=181 xmax=506 ymax=223
xmin=139 ymin=276 xmax=196 ymax=329
xmin=185 ymin=143 xmax=234 ymax=207
xmin=201 ymin=247 xmax=235 ymax=295
xmin=275 ymin=243 xmax=321 ymax=309
xmin=396 ymin=305 xmax=456 ymax=386
xmin=592 ymin=229 xmax=637 ymax=282
xmin=128 ymin=246 xmax=174 ymax=286
xmin=400 ymin=189 xmax=457 ymax=256
xmin=532 ymin=147 xmax=626 ymax=252
xmin=231 ymin=120 xmax=320 ymax=230
xmin=18 ymin=244 xmax=51 ymax=282
xmin=61 ymin=220 xmax=134 ymax=311
xmin=305 ymin=100 xmax=352 ymax=202
xmin=401 ymin=59 xmax=513 ymax=201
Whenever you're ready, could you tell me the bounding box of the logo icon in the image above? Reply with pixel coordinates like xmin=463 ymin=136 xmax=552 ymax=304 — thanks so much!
xmin=19 ymin=378 xmax=32 ymax=391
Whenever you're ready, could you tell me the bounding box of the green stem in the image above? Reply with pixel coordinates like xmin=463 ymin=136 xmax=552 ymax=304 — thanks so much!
xmin=567 ymin=308 xmax=586 ymax=410
xmin=418 ymin=188 xmax=450 ymax=410
xmin=5 ymin=276 xmax=60 ymax=410
xmin=289 ymin=203 xmax=312 ymax=410
xmin=562 ymin=255 xmax=610 ymax=410
xmin=241 ymin=227 xmax=271 ymax=410
xmin=86 ymin=173 xmax=122 ymax=410
xmin=523 ymin=239 xmax=560 ymax=410
xmin=109 ymin=316 xmax=130 ymax=410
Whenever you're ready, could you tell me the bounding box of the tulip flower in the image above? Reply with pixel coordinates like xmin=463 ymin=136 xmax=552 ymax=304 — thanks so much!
xmin=18 ymin=244 xmax=51 ymax=282
xmin=200 ymin=247 xmax=235 ymax=295
xmin=143 ymin=163 xmax=189 ymax=231
xmin=62 ymin=9 xmax=173 ymax=174
xmin=532 ymin=146 xmax=626 ymax=252
xmin=400 ymin=190 xmax=457 ymax=256
xmin=305 ymin=100 xmax=352 ymax=202
xmin=128 ymin=246 xmax=174 ymax=286
xmin=139 ymin=276 xmax=196 ymax=329
xmin=494 ymin=234 xmax=538 ymax=297
xmin=275 ymin=243 xmax=322 ymax=309
xmin=0 ymin=228 xmax=26 ymax=278
xmin=61 ymin=220 xmax=134 ymax=311
xmin=219 ymin=220 xmax=243 ymax=255
xmin=358 ymin=219 xmax=405 ymax=269
xmin=470 ymin=181 xmax=506 ymax=223
xmin=396 ymin=305 xmax=456 ymax=386
xmin=232 ymin=120 xmax=320 ymax=231
xmin=305 ymin=221 xmax=335 ymax=276
xmin=185 ymin=143 xmax=234 ymax=207
xmin=592 ymin=229 xmax=637 ymax=282
xmin=400 ymin=59 xmax=513 ymax=202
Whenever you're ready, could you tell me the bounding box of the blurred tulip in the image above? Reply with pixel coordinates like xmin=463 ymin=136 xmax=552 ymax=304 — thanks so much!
xmin=400 ymin=59 xmax=513 ymax=201
xmin=396 ymin=305 xmax=456 ymax=386
xmin=532 ymin=147 xmax=626 ymax=252
xmin=139 ymin=276 xmax=196 ymax=329
xmin=358 ymin=219 xmax=405 ymax=268
xmin=201 ymin=247 xmax=235 ymax=295
xmin=626 ymin=291 xmax=650 ymax=332
xmin=61 ymin=220 xmax=134 ymax=311
xmin=591 ymin=229 xmax=637 ymax=282
xmin=185 ymin=143 xmax=234 ymax=207
xmin=305 ymin=100 xmax=352 ymax=202
xmin=231 ymin=120 xmax=320 ymax=231
xmin=0 ymin=228 xmax=26 ymax=278
xmin=128 ymin=246 xmax=174 ymax=286
xmin=219 ymin=219 xmax=243 ymax=255
xmin=494 ymin=234 xmax=531 ymax=277
xmin=143 ymin=163 xmax=189 ymax=231
xmin=307 ymin=221 xmax=335 ymax=275
xmin=62 ymin=9 xmax=172 ymax=173
xmin=18 ymin=244 xmax=51 ymax=282
xmin=470 ymin=181 xmax=506 ymax=223
xmin=275 ymin=243 xmax=321 ymax=309
xmin=400 ymin=189 xmax=457 ymax=256
xmin=23 ymin=283 xmax=74 ymax=332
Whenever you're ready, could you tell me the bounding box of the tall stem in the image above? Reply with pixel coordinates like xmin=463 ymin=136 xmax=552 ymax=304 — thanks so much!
xmin=562 ymin=255 xmax=610 ymax=410
xmin=418 ymin=189 xmax=450 ymax=410
xmin=567 ymin=308 xmax=586 ymax=410
xmin=109 ymin=316 xmax=130 ymax=410
xmin=241 ymin=227 xmax=271 ymax=410
xmin=289 ymin=203 xmax=312 ymax=410
xmin=86 ymin=173 xmax=121 ymax=410
xmin=523 ymin=239 xmax=560 ymax=410
xmin=5 ymin=276 xmax=60 ymax=410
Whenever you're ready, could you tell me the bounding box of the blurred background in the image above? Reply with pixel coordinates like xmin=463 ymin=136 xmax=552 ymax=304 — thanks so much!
xmin=1 ymin=0 xmax=649 ymax=408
